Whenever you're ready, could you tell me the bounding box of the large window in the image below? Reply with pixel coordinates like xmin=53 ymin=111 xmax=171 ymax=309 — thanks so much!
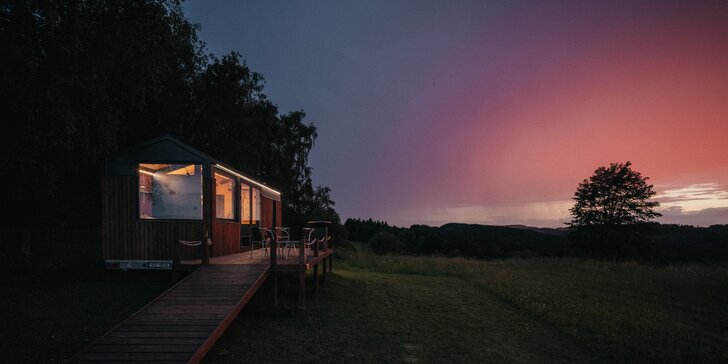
xmin=215 ymin=172 xmax=235 ymax=220
xmin=252 ymin=188 xmax=261 ymax=222
xmin=240 ymin=184 xmax=261 ymax=224
xmin=139 ymin=163 xmax=202 ymax=220
xmin=241 ymin=184 xmax=251 ymax=223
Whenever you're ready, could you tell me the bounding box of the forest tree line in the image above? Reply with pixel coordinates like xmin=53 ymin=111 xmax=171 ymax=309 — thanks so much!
xmin=345 ymin=218 xmax=728 ymax=263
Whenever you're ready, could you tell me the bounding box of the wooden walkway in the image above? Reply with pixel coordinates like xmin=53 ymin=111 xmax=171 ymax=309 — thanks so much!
xmin=206 ymin=248 xmax=333 ymax=271
xmin=73 ymin=246 xmax=333 ymax=363
xmin=72 ymin=263 xmax=269 ymax=363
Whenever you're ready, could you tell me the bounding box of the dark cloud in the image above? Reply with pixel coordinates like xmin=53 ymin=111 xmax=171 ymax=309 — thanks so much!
xmin=658 ymin=207 xmax=728 ymax=227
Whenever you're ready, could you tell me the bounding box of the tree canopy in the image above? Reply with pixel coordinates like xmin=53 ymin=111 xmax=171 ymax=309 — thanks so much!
xmin=0 ymin=1 xmax=338 ymax=254
xmin=567 ymin=161 xmax=662 ymax=258
xmin=568 ymin=161 xmax=661 ymax=228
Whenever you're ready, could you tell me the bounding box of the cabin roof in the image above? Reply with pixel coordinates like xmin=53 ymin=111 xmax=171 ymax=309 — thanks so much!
xmin=106 ymin=135 xmax=281 ymax=198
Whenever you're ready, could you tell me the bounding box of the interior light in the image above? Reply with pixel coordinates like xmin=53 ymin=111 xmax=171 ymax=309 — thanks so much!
xmin=139 ymin=169 xmax=155 ymax=176
xmin=167 ymin=164 xmax=195 ymax=175
xmin=214 ymin=173 xmax=232 ymax=182
xmin=214 ymin=164 xmax=281 ymax=195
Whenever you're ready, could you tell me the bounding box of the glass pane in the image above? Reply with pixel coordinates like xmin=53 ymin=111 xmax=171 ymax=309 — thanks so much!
xmin=241 ymin=183 xmax=251 ymax=223
xmin=252 ymin=188 xmax=260 ymax=222
xmin=215 ymin=173 xmax=235 ymax=219
xmin=139 ymin=163 xmax=202 ymax=220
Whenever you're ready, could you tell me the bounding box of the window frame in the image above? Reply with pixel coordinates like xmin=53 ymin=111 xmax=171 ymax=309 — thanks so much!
xmin=213 ymin=169 xmax=238 ymax=221
xmin=240 ymin=182 xmax=262 ymax=225
xmin=137 ymin=162 xmax=204 ymax=222
xmin=240 ymin=181 xmax=253 ymax=225
xmin=252 ymin=187 xmax=261 ymax=223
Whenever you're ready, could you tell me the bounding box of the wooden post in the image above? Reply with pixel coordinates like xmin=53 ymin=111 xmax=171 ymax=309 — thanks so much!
xmin=314 ymin=237 xmax=319 ymax=257
xmin=202 ymin=236 xmax=210 ymax=265
xmin=273 ymin=275 xmax=278 ymax=307
xmin=298 ymin=271 xmax=306 ymax=308
xmin=202 ymin=172 xmax=214 ymax=265
xmin=327 ymin=233 xmax=333 ymax=273
xmin=298 ymin=239 xmax=306 ymax=308
xmin=298 ymin=239 xmax=305 ymax=266
xmin=270 ymin=232 xmax=277 ymax=266
xmin=322 ymin=259 xmax=328 ymax=282
xmin=313 ymin=263 xmax=319 ymax=293
xmin=324 ymin=230 xmax=334 ymax=273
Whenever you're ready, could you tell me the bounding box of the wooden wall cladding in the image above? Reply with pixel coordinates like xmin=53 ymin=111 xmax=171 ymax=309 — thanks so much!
xmin=212 ymin=221 xmax=241 ymax=257
xmin=261 ymin=197 xmax=273 ymax=229
xmin=137 ymin=220 xmax=204 ymax=260
xmin=103 ymin=176 xmax=205 ymax=261
xmin=276 ymin=201 xmax=282 ymax=228
xmin=102 ymin=175 xmax=135 ymax=260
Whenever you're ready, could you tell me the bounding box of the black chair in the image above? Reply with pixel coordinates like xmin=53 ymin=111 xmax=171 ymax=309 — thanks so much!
xmin=275 ymin=227 xmax=298 ymax=259
xmin=250 ymin=227 xmax=271 ymax=259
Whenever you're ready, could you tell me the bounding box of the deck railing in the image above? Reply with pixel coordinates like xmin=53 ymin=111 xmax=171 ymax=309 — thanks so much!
xmin=267 ymin=229 xmax=332 ymax=268
xmin=166 ymin=227 xmax=334 ymax=309
xmin=267 ymin=231 xmax=307 ymax=268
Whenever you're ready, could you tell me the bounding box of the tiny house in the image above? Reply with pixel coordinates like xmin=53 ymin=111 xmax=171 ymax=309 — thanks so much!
xmin=102 ymin=135 xmax=282 ymax=269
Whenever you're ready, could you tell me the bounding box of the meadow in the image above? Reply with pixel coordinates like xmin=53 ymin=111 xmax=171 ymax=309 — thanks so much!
xmin=207 ymin=249 xmax=728 ymax=363
xmin=1 ymin=247 xmax=726 ymax=363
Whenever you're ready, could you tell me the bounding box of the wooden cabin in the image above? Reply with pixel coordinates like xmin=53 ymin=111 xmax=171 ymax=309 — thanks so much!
xmin=102 ymin=135 xmax=282 ymax=270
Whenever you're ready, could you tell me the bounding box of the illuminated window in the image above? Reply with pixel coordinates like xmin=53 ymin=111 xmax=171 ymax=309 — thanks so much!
xmin=240 ymin=184 xmax=261 ymax=224
xmin=215 ymin=172 xmax=235 ymax=220
xmin=138 ymin=163 xmax=202 ymax=220
xmin=241 ymin=184 xmax=251 ymax=223
xmin=252 ymin=188 xmax=260 ymax=222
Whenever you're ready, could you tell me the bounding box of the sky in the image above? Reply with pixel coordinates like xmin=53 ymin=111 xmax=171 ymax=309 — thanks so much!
xmin=184 ymin=0 xmax=728 ymax=228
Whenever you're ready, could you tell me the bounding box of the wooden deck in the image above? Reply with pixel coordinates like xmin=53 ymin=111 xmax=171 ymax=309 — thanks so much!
xmin=182 ymin=246 xmax=334 ymax=272
xmin=72 ymin=263 xmax=269 ymax=363
xmin=214 ymin=248 xmax=332 ymax=270
xmin=72 ymin=247 xmax=333 ymax=363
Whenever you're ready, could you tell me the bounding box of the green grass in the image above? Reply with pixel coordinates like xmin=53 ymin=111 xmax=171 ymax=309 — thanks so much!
xmin=0 ymin=270 xmax=171 ymax=363
xmin=207 ymin=250 xmax=728 ymax=363
xmin=2 ymin=246 xmax=726 ymax=363
xmin=208 ymin=270 xmax=591 ymax=363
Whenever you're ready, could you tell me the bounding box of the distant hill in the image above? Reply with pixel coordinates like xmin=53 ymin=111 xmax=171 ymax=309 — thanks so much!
xmin=504 ymin=224 xmax=570 ymax=237
xmin=345 ymin=218 xmax=728 ymax=263
xmin=437 ymin=223 xmax=571 ymax=257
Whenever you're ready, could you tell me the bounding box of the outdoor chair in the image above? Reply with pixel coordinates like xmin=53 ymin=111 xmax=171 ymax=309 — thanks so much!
xmin=250 ymin=227 xmax=271 ymax=259
xmin=275 ymin=227 xmax=298 ymax=259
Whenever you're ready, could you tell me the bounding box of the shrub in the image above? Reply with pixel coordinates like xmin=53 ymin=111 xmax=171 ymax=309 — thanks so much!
xmin=369 ymin=231 xmax=404 ymax=255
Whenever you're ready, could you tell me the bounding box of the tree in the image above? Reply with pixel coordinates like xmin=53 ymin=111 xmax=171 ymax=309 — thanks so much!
xmin=185 ymin=51 xmax=277 ymax=169
xmin=569 ymin=161 xmax=661 ymax=227
xmin=1 ymin=0 xmax=203 ymax=269
xmin=0 ymin=0 xmax=338 ymax=270
xmin=181 ymin=52 xmax=337 ymax=228
xmin=369 ymin=231 xmax=404 ymax=255
xmin=568 ymin=161 xmax=661 ymax=257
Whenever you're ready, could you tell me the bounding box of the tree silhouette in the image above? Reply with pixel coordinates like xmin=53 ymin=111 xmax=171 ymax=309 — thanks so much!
xmin=0 ymin=1 xmax=337 ymax=269
xmin=568 ymin=162 xmax=661 ymax=257
xmin=569 ymin=161 xmax=661 ymax=227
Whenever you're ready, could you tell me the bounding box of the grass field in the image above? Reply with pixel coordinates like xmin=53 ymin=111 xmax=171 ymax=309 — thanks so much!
xmin=207 ymin=250 xmax=728 ymax=363
xmin=1 ymin=248 xmax=726 ymax=363
xmin=0 ymin=270 xmax=171 ymax=363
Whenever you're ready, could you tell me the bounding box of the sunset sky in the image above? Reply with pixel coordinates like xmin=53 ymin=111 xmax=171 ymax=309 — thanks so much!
xmin=185 ymin=0 xmax=728 ymax=227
